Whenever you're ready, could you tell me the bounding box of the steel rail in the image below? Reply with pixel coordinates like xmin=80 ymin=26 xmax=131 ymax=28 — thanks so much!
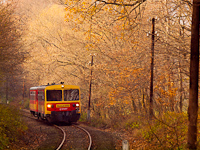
xmin=54 ymin=125 xmax=66 ymax=150
xmin=73 ymin=125 xmax=92 ymax=150
xmin=21 ymin=109 xmax=66 ymax=150
xmin=21 ymin=109 xmax=91 ymax=150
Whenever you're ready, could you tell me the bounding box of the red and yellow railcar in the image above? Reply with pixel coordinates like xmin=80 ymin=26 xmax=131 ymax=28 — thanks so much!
xmin=30 ymin=83 xmax=81 ymax=123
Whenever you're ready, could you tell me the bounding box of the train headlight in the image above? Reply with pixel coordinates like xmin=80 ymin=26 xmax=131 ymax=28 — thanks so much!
xmin=47 ymin=104 xmax=54 ymax=108
xmin=75 ymin=103 xmax=80 ymax=111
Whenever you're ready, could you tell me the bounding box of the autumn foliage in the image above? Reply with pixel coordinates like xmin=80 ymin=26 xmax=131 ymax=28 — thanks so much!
xmin=10 ymin=0 xmax=195 ymax=149
xmin=63 ymin=0 xmax=192 ymax=149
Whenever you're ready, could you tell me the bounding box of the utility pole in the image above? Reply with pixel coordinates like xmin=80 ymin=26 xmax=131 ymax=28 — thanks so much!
xmin=87 ymin=55 xmax=94 ymax=122
xmin=6 ymin=76 xmax=8 ymax=104
xmin=187 ymin=1 xmax=200 ymax=149
xmin=149 ymin=17 xmax=155 ymax=119
xmin=22 ymin=76 xmax=25 ymax=105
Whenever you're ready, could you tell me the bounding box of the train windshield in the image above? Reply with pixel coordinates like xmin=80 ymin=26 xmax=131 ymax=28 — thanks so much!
xmin=64 ymin=89 xmax=79 ymax=101
xmin=47 ymin=90 xmax=62 ymax=101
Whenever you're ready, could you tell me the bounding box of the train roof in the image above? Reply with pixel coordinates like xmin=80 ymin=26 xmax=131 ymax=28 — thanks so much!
xmin=30 ymin=84 xmax=80 ymax=90
xmin=30 ymin=85 xmax=47 ymax=90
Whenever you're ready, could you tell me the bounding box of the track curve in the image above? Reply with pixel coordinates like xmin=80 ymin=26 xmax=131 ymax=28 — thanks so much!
xmin=54 ymin=124 xmax=92 ymax=150
xmin=73 ymin=125 xmax=92 ymax=150
xmin=54 ymin=125 xmax=66 ymax=150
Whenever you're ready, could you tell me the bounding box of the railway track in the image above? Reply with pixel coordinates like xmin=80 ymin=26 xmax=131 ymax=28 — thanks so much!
xmin=55 ymin=125 xmax=66 ymax=150
xmin=21 ymin=109 xmax=116 ymax=150
xmin=55 ymin=124 xmax=92 ymax=150
xmin=74 ymin=125 xmax=92 ymax=150
xmin=21 ymin=109 xmax=92 ymax=150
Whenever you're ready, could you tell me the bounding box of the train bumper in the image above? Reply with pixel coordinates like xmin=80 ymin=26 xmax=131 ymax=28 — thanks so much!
xmin=48 ymin=110 xmax=80 ymax=122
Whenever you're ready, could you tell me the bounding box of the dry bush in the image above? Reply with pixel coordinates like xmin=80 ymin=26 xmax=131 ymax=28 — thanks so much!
xmin=138 ymin=112 xmax=187 ymax=150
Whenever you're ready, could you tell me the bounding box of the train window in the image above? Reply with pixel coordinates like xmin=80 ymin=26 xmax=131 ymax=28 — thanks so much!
xmin=38 ymin=91 xmax=44 ymax=101
xmin=64 ymin=89 xmax=79 ymax=101
xmin=30 ymin=91 xmax=36 ymax=100
xmin=47 ymin=90 xmax=62 ymax=101
xmin=30 ymin=95 xmax=35 ymax=100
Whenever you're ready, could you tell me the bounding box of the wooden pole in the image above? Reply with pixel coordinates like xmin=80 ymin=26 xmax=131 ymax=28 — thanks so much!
xmin=22 ymin=76 xmax=25 ymax=105
xmin=6 ymin=76 xmax=8 ymax=104
xmin=149 ymin=17 xmax=155 ymax=119
xmin=87 ymin=55 xmax=94 ymax=122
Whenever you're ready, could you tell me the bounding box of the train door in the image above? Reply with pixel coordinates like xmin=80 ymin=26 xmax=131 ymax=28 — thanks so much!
xmin=30 ymin=89 xmax=38 ymax=115
xmin=36 ymin=90 xmax=38 ymax=114
xmin=38 ymin=89 xmax=45 ymax=118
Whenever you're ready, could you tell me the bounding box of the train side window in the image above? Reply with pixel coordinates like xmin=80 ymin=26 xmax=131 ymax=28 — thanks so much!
xmin=47 ymin=90 xmax=62 ymax=101
xmin=30 ymin=91 xmax=36 ymax=100
xmin=38 ymin=91 xmax=44 ymax=101
xmin=64 ymin=89 xmax=79 ymax=101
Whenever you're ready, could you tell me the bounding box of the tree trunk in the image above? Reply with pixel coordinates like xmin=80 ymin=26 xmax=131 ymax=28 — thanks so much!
xmin=132 ymin=100 xmax=137 ymax=113
xmin=187 ymin=2 xmax=200 ymax=149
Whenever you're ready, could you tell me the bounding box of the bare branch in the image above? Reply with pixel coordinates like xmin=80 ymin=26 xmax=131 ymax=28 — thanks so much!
xmin=96 ymin=0 xmax=146 ymax=7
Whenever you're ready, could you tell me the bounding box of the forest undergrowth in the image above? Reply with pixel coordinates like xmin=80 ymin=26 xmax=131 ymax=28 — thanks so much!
xmin=80 ymin=110 xmax=200 ymax=150
xmin=0 ymin=101 xmax=196 ymax=150
xmin=0 ymin=104 xmax=28 ymax=150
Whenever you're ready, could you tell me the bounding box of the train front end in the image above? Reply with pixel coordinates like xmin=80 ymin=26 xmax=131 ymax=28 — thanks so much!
xmin=44 ymin=84 xmax=81 ymax=123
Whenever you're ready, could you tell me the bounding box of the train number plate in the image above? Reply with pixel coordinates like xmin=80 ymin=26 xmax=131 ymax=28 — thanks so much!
xmin=56 ymin=104 xmax=70 ymax=108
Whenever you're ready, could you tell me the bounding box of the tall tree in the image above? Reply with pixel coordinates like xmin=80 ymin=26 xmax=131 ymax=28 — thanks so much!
xmin=0 ymin=0 xmax=27 ymax=102
xmin=64 ymin=0 xmax=193 ymax=117
xmin=187 ymin=0 xmax=199 ymax=149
